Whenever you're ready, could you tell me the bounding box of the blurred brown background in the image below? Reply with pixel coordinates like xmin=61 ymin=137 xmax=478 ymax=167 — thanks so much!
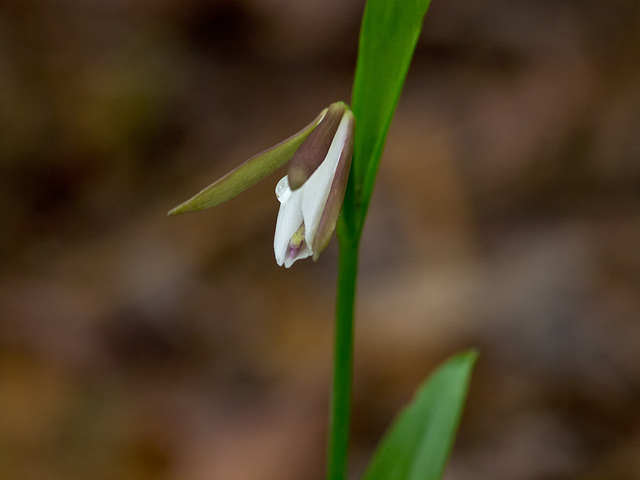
xmin=1 ymin=0 xmax=640 ymax=479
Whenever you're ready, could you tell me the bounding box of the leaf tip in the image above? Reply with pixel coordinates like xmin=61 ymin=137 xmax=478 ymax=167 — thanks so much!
xmin=457 ymin=349 xmax=479 ymax=365
xmin=167 ymin=200 xmax=201 ymax=216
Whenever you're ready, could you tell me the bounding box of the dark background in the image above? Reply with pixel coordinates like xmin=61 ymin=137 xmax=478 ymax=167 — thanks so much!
xmin=1 ymin=0 xmax=639 ymax=479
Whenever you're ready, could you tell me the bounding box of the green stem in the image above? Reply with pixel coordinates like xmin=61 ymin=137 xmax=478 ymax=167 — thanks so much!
xmin=327 ymin=234 xmax=360 ymax=480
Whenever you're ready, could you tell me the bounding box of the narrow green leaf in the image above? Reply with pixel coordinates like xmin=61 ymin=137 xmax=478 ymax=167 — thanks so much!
xmin=349 ymin=0 xmax=433 ymax=230
xmin=168 ymin=109 xmax=326 ymax=215
xmin=362 ymin=350 xmax=477 ymax=480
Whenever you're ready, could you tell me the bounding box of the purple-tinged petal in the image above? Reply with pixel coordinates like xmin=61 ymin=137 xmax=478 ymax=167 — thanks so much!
xmin=287 ymin=102 xmax=347 ymax=191
xmin=310 ymin=109 xmax=354 ymax=259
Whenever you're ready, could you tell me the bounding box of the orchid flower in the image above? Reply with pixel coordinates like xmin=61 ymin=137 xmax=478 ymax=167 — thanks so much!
xmin=168 ymin=102 xmax=355 ymax=267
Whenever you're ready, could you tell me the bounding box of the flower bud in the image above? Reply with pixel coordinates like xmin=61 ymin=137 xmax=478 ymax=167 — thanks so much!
xmin=168 ymin=102 xmax=354 ymax=268
xmin=274 ymin=106 xmax=354 ymax=267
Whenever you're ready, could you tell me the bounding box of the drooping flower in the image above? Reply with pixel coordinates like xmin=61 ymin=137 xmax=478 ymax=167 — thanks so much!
xmin=168 ymin=102 xmax=354 ymax=268
xmin=274 ymin=105 xmax=354 ymax=267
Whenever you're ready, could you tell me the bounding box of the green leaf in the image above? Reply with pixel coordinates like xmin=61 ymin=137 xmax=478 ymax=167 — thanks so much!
xmin=168 ymin=109 xmax=326 ymax=215
xmin=349 ymin=0 xmax=433 ymax=231
xmin=362 ymin=350 xmax=477 ymax=480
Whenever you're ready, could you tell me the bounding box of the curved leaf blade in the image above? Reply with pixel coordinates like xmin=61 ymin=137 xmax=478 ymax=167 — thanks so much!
xmin=349 ymin=0 xmax=433 ymax=230
xmin=362 ymin=350 xmax=477 ymax=480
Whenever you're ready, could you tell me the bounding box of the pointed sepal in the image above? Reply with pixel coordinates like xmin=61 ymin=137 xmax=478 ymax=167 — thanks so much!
xmin=168 ymin=109 xmax=326 ymax=215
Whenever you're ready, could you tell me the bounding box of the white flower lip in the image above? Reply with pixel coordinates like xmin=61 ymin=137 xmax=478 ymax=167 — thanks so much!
xmin=273 ymin=108 xmax=354 ymax=268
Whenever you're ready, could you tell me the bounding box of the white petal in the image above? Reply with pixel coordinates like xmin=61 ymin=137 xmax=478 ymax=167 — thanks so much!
xmin=301 ymin=113 xmax=351 ymax=246
xmin=273 ymin=176 xmax=307 ymax=266
xmin=274 ymin=176 xmax=302 ymax=265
